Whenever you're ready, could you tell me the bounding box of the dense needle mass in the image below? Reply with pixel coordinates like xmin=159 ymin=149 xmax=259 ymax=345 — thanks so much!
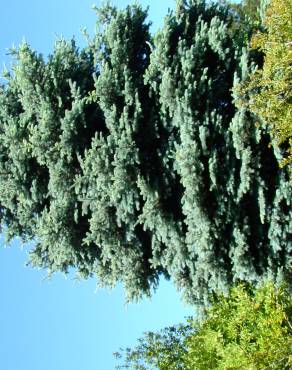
xmin=0 ymin=0 xmax=290 ymax=304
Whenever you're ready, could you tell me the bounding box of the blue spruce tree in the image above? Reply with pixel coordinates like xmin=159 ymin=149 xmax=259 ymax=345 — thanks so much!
xmin=0 ymin=0 xmax=290 ymax=304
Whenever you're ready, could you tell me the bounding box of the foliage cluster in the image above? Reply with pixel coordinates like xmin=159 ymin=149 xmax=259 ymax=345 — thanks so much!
xmin=116 ymin=283 xmax=292 ymax=369
xmin=243 ymin=0 xmax=292 ymax=176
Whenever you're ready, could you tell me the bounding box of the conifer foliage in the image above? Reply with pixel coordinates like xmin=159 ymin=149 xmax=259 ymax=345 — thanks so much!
xmin=0 ymin=0 xmax=291 ymax=303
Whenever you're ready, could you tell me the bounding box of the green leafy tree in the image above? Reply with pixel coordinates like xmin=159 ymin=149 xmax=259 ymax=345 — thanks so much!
xmin=115 ymin=323 xmax=192 ymax=370
xmin=220 ymin=0 xmax=262 ymax=25
xmin=243 ymin=0 xmax=292 ymax=178
xmin=219 ymin=0 xmax=263 ymax=40
xmin=0 ymin=0 xmax=291 ymax=304
xmin=116 ymin=282 xmax=292 ymax=369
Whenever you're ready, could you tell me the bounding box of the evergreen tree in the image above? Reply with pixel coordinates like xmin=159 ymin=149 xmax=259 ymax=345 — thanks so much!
xmin=0 ymin=39 xmax=101 ymax=275
xmin=0 ymin=0 xmax=291 ymax=304
xmin=75 ymin=4 xmax=160 ymax=299
xmin=143 ymin=0 xmax=291 ymax=303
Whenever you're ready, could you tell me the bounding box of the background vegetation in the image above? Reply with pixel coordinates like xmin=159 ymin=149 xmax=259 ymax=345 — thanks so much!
xmin=116 ymin=283 xmax=292 ymax=369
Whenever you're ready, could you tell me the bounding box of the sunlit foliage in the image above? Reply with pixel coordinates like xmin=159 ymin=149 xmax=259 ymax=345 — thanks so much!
xmin=243 ymin=0 xmax=292 ymax=177
xmin=116 ymin=282 xmax=292 ymax=369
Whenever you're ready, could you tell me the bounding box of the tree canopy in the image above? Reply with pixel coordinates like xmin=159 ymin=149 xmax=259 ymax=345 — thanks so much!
xmin=0 ymin=0 xmax=291 ymax=304
xmin=242 ymin=0 xmax=292 ymax=177
xmin=116 ymin=282 xmax=292 ymax=369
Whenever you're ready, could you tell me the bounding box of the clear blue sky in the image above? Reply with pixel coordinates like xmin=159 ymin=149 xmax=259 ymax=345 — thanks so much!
xmin=0 ymin=1 xmax=194 ymax=370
